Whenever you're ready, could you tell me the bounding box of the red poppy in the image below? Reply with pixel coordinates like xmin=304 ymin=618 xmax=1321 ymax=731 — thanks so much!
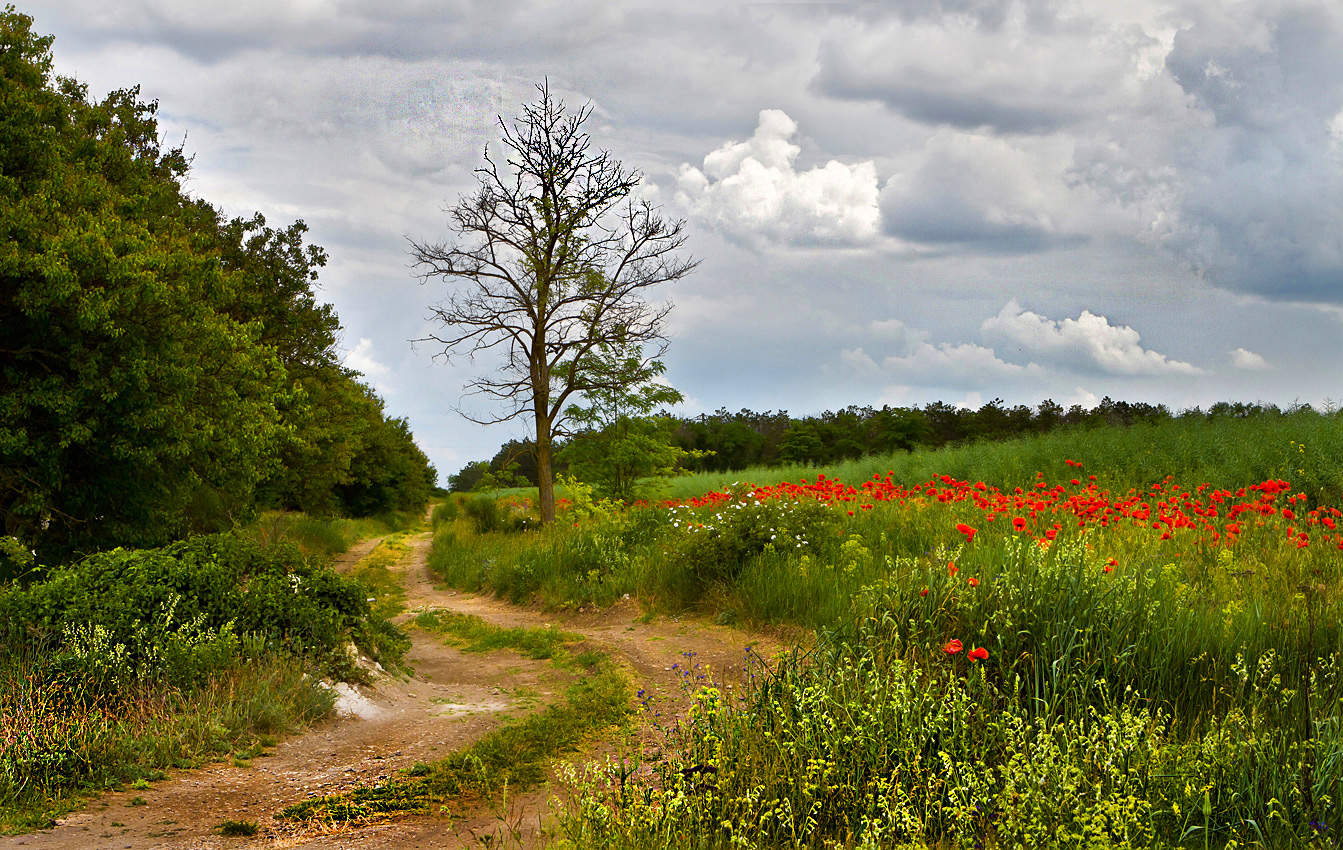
xmin=968 ymin=646 xmax=988 ymax=662
xmin=943 ymin=639 xmax=963 ymax=655
xmin=955 ymin=523 xmax=977 ymax=542
xmin=920 ymin=587 xmax=929 ymax=597
xmin=967 ymin=576 xmax=980 ymax=588
xmin=947 ymin=561 xmax=959 ymax=576
xmin=1103 ymin=565 xmax=1113 ymax=573
xmin=1012 ymin=516 xmax=1027 ymax=531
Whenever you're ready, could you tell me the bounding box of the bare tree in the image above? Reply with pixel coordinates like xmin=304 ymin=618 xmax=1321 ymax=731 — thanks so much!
xmin=411 ymin=83 xmax=697 ymax=523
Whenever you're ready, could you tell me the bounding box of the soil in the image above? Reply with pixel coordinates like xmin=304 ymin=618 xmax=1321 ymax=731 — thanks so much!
xmin=2 ymin=528 xmax=784 ymax=849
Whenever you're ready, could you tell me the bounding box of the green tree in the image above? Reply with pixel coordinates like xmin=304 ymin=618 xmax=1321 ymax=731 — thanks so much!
xmin=411 ymin=83 xmax=696 ymax=524
xmin=0 ymin=9 xmax=437 ymax=552
xmin=559 ymin=343 xmax=691 ymax=501
xmin=776 ymin=422 xmax=826 ymax=465
xmin=0 ymin=11 xmax=285 ymax=552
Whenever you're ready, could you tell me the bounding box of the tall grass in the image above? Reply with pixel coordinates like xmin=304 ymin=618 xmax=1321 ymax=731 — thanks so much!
xmin=662 ymin=409 xmax=1343 ymax=504
xmin=430 ymin=413 xmax=1343 ymax=846
xmin=0 ymin=649 xmax=332 ymax=832
xmin=243 ymin=508 xmax=424 ymax=559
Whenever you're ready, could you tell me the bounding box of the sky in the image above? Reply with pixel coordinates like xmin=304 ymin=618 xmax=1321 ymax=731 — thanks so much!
xmin=25 ymin=0 xmax=1343 ymax=481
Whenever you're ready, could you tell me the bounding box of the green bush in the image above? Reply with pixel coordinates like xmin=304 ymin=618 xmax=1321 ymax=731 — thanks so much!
xmin=431 ymin=499 xmax=460 ymax=528
xmin=0 ymin=532 xmax=398 ymax=692
xmin=666 ymin=494 xmax=838 ymax=587
xmin=460 ymin=494 xmax=532 ymax=535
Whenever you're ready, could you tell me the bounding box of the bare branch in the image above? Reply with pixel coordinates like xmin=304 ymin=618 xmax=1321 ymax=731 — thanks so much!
xmin=409 ymin=81 xmax=695 ymax=522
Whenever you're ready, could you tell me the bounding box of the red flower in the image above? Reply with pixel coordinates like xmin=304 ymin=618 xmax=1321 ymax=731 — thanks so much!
xmin=968 ymin=646 xmax=989 ymax=662
xmin=967 ymin=576 xmax=980 ymax=588
xmin=1012 ymin=516 xmax=1028 ymax=531
xmin=1103 ymin=565 xmax=1113 ymax=573
xmin=943 ymin=639 xmax=963 ymax=655
xmin=920 ymin=587 xmax=929 ymax=597
xmin=955 ymin=523 xmax=977 ymax=542
xmin=947 ymin=561 xmax=959 ymax=576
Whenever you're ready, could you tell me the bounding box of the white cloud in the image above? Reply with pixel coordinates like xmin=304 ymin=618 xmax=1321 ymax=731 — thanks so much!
xmin=343 ymin=337 xmax=391 ymax=387
xmin=840 ymin=346 xmax=882 ymax=377
xmin=1063 ymin=386 xmax=1100 ymax=408
xmin=955 ymin=391 xmax=984 ymax=411
xmin=1229 ymin=347 xmax=1270 ymax=370
xmin=881 ymin=341 xmax=1044 ymax=388
xmin=676 ymin=109 xmax=880 ymax=246
xmin=981 ymin=300 xmax=1204 ymax=376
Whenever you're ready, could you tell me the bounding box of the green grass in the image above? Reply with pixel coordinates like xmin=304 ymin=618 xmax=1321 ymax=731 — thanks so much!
xmin=243 ymin=508 xmax=424 ymax=559
xmin=348 ymin=534 xmax=413 ymax=619
xmin=414 ymin=609 xmax=582 ymax=659
xmin=279 ymin=613 xmax=629 ymax=826
xmin=660 ymin=409 xmax=1343 ymax=504
xmin=0 ymin=653 xmax=332 ymax=833
xmin=427 ymin=413 xmax=1343 ymax=847
xmin=218 ymin=819 xmax=259 ymax=836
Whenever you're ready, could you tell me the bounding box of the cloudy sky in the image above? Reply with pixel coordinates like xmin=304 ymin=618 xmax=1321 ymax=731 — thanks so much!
xmin=27 ymin=0 xmax=1343 ymax=480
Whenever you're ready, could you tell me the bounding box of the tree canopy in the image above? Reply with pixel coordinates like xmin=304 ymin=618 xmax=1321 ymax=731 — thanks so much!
xmin=0 ymin=8 xmax=434 ymax=560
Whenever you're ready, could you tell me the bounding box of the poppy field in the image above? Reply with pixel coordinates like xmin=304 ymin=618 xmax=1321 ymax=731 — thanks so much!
xmin=430 ymin=415 xmax=1343 ymax=848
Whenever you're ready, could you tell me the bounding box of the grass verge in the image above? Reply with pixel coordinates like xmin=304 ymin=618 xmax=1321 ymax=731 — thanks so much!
xmin=0 ymin=654 xmax=332 ymax=833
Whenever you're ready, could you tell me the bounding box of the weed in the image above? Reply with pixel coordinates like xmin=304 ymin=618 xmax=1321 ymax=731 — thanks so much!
xmin=218 ymin=819 xmax=259 ymax=836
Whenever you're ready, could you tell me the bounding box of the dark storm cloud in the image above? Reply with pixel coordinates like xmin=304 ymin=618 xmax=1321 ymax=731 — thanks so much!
xmin=808 ymin=5 xmax=1144 ymax=135
xmin=814 ymin=51 xmax=1081 ymax=134
xmin=1154 ymin=3 xmax=1343 ymax=304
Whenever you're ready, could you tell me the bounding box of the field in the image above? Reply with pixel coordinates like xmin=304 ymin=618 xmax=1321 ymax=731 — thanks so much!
xmin=434 ymin=412 xmax=1343 ymax=848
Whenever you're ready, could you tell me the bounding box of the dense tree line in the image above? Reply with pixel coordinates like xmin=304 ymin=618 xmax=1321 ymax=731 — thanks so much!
xmin=0 ymin=10 xmax=434 ymax=559
xmin=451 ymin=397 xmax=1307 ymax=490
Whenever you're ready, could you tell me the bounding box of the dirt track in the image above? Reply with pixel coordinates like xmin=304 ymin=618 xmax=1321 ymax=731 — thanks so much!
xmin=3 ymin=529 xmax=777 ymax=849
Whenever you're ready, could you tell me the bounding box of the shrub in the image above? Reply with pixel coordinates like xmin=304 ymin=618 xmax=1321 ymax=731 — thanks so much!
xmin=667 ymin=494 xmax=838 ymax=587
xmin=0 ymin=532 xmax=398 ymax=691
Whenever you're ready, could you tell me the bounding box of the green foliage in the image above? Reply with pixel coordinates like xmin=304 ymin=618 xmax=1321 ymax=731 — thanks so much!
xmin=0 ymin=536 xmax=34 ymax=583
xmin=0 ymin=525 xmax=412 ymax=828
xmin=666 ymin=494 xmax=838 ymax=587
xmin=242 ymin=509 xmax=419 ymax=559
xmin=0 ymin=650 xmax=332 ymax=832
xmin=560 ymin=342 xmax=694 ymax=501
xmin=0 ymin=9 xmax=434 ymax=556
xmin=459 ymin=493 xmax=534 ymax=535
xmin=430 ymin=499 xmax=459 ymax=528
xmin=0 ymin=532 xmax=405 ymax=688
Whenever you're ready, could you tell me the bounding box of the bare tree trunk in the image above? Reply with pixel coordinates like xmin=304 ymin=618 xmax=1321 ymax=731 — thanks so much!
xmin=535 ymin=407 xmax=556 ymax=524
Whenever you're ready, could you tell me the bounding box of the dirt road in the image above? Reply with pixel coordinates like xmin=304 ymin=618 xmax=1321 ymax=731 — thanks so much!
xmin=3 ymin=529 xmax=776 ymax=849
